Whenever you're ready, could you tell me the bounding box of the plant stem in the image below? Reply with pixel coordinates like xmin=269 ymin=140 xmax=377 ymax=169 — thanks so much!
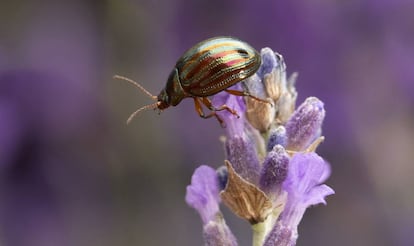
xmin=252 ymin=221 xmax=266 ymax=246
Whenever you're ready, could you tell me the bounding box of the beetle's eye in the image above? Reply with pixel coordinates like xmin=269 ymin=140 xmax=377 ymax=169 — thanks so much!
xmin=157 ymin=90 xmax=169 ymax=104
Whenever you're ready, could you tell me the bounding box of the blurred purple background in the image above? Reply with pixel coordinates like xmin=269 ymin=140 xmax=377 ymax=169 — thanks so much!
xmin=1 ymin=0 xmax=413 ymax=245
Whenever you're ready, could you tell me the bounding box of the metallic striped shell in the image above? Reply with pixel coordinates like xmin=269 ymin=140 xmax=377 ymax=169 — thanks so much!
xmin=175 ymin=36 xmax=261 ymax=97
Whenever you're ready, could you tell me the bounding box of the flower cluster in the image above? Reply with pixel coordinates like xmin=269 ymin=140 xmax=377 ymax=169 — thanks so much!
xmin=185 ymin=48 xmax=334 ymax=246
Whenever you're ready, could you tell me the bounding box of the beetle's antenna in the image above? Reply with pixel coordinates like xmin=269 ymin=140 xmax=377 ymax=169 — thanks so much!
xmin=114 ymin=75 xmax=157 ymax=100
xmin=126 ymin=102 xmax=160 ymax=125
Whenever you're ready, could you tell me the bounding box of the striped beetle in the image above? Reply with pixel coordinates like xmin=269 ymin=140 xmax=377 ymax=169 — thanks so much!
xmin=115 ymin=36 xmax=268 ymax=126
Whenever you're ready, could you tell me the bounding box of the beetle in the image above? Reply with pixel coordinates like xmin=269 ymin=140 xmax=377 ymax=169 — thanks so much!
xmin=114 ymin=36 xmax=268 ymax=126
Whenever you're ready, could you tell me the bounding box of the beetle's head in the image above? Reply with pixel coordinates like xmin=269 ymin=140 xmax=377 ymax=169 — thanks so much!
xmin=156 ymin=89 xmax=171 ymax=110
xmin=163 ymin=68 xmax=186 ymax=107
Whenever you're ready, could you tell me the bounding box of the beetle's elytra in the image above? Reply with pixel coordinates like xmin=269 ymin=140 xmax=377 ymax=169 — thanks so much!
xmin=115 ymin=36 xmax=268 ymax=126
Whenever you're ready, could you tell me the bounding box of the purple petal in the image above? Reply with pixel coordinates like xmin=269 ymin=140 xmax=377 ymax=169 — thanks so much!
xmin=283 ymin=153 xmax=331 ymax=197
xmin=185 ymin=165 xmax=221 ymax=224
xmin=279 ymin=152 xmax=334 ymax=228
xmin=285 ymin=97 xmax=325 ymax=151
xmin=318 ymin=159 xmax=332 ymax=184
xmin=213 ymin=83 xmax=246 ymax=136
xmin=305 ymin=184 xmax=335 ymax=206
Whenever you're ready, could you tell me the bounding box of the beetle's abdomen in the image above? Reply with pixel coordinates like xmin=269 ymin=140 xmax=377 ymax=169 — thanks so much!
xmin=176 ymin=37 xmax=261 ymax=97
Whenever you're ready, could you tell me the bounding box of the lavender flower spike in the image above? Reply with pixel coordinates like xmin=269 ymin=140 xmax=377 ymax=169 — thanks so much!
xmin=186 ymin=47 xmax=333 ymax=246
xmin=285 ymin=97 xmax=325 ymax=151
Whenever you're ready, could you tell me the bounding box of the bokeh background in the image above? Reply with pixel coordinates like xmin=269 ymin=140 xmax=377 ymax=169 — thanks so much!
xmin=1 ymin=0 xmax=413 ymax=245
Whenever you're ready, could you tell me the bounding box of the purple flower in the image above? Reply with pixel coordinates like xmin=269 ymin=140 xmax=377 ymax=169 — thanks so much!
xmin=185 ymin=165 xmax=238 ymax=245
xmin=214 ymin=86 xmax=261 ymax=184
xmin=185 ymin=47 xmax=333 ymax=246
xmin=283 ymin=153 xmax=333 ymax=214
xmin=213 ymin=83 xmax=246 ymax=136
xmin=185 ymin=165 xmax=221 ymax=224
xmin=264 ymin=153 xmax=334 ymax=245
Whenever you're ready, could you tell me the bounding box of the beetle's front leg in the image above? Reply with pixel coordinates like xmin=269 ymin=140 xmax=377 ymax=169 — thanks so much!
xmin=193 ymin=97 xmax=226 ymax=127
xmin=224 ymin=89 xmax=272 ymax=106
xmin=201 ymin=97 xmax=240 ymax=118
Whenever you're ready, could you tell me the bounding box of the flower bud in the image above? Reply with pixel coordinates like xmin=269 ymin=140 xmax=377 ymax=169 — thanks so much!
xmin=259 ymin=145 xmax=290 ymax=197
xmin=267 ymin=126 xmax=287 ymax=152
xmin=276 ymin=72 xmax=298 ymax=124
xmin=285 ymin=97 xmax=325 ymax=151
xmin=216 ymin=165 xmax=228 ymax=191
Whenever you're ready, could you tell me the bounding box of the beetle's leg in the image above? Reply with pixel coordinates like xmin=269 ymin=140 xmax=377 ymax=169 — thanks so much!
xmin=193 ymin=98 xmax=226 ymax=127
xmin=224 ymin=89 xmax=272 ymax=106
xmin=201 ymin=97 xmax=240 ymax=118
